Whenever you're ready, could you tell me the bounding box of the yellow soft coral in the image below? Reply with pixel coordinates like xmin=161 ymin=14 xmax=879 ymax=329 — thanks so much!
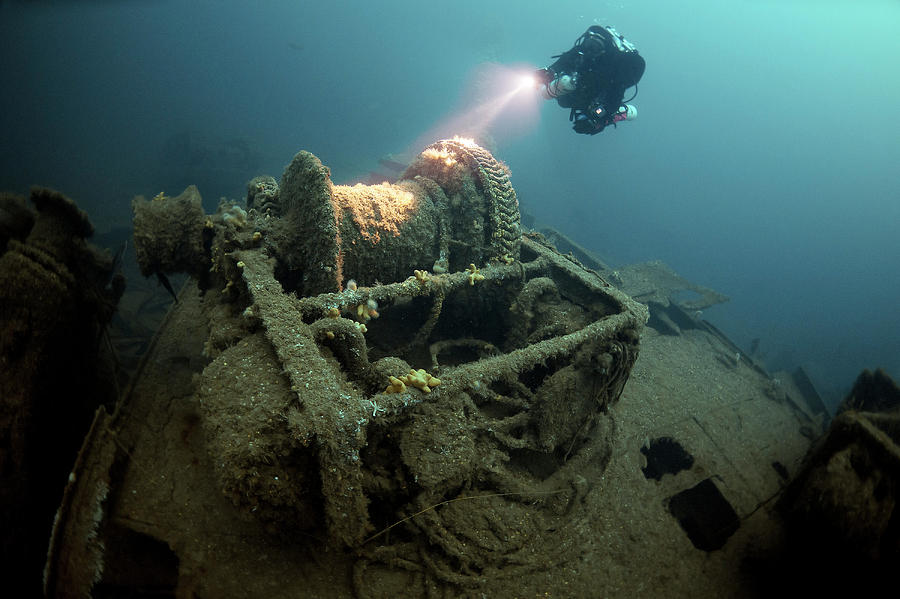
xmin=384 ymin=368 xmax=442 ymax=394
xmin=403 ymin=368 xmax=441 ymax=393
xmin=466 ymin=263 xmax=485 ymax=286
xmin=384 ymin=376 xmax=406 ymax=394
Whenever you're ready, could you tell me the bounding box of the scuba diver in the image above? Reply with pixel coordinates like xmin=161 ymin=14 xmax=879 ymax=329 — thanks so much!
xmin=535 ymin=25 xmax=645 ymax=135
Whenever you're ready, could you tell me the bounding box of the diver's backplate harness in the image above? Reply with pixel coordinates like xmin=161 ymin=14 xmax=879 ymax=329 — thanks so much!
xmin=540 ymin=25 xmax=642 ymax=129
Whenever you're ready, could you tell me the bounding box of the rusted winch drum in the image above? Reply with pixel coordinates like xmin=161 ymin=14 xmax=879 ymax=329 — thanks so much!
xmin=274 ymin=137 xmax=522 ymax=295
xmin=132 ymin=138 xmax=522 ymax=297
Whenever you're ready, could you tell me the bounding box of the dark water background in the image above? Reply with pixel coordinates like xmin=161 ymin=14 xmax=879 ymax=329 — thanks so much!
xmin=2 ymin=0 xmax=897 ymax=410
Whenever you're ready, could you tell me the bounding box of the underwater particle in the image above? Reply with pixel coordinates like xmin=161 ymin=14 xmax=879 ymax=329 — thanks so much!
xmin=466 ymin=263 xmax=485 ymax=286
xmin=326 ymin=307 xmax=340 ymax=318
xmin=384 ymin=376 xmax=407 ymax=394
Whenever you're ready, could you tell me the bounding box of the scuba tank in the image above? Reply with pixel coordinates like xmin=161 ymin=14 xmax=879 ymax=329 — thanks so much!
xmin=541 ymin=74 xmax=577 ymax=100
xmin=613 ymin=104 xmax=638 ymax=122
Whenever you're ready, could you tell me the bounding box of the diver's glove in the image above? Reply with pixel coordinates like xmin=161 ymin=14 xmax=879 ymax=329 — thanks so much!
xmin=534 ymin=68 xmax=555 ymax=86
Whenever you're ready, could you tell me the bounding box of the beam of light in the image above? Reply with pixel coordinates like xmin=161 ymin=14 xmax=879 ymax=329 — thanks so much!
xmin=514 ymin=73 xmax=537 ymax=93
xmin=408 ymin=62 xmax=542 ymax=155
